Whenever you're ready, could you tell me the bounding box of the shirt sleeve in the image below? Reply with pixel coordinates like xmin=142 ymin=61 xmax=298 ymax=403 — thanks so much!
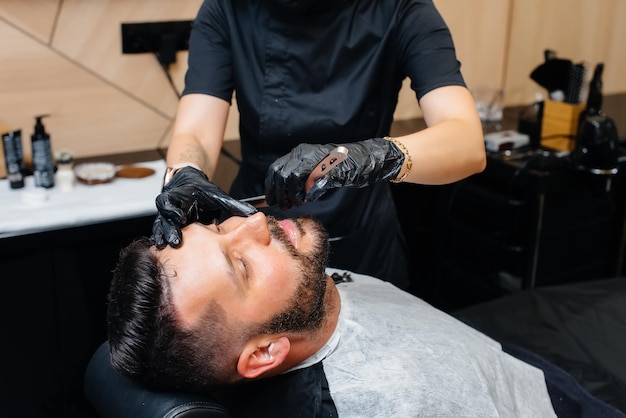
xmin=183 ymin=0 xmax=234 ymax=102
xmin=396 ymin=0 xmax=466 ymax=100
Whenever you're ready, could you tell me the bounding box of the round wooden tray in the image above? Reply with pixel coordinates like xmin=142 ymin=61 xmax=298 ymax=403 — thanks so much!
xmin=115 ymin=166 xmax=156 ymax=179
xmin=74 ymin=163 xmax=156 ymax=184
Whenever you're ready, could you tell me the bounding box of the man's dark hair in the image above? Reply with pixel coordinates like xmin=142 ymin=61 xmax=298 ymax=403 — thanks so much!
xmin=107 ymin=238 xmax=241 ymax=392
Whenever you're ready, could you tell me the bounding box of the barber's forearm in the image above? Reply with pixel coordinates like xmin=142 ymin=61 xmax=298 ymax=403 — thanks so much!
xmin=392 ymin=85 xmax=485 ymax=185
xmin=395 ymin=118 xmax=486 ymax=185
xmin=166 ymin=94 xmax=230 ymax=179
xmin=166 ymin=134 xmax=218 ymax=179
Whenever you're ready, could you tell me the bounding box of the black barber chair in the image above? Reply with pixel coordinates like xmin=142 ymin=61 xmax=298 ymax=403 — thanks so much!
xmin=84 ymin=341 xmax=231 ymax=418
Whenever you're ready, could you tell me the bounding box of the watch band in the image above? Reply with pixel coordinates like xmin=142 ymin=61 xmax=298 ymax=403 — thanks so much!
xmin=163 ymin=162 xmax=202 ymax=186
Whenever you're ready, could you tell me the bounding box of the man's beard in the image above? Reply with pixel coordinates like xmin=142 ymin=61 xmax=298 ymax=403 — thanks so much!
xmin=260 ymin=216 xmax=330 ymax=334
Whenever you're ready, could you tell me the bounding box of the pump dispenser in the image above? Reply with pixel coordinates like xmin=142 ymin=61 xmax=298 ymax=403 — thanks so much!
xmin=31 ymin=114 xmax=55 ymax=188
xmin=571 ymin=63 xmax=619 ymax=175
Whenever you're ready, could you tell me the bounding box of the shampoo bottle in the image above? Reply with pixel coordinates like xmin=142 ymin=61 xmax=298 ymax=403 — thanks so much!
xmin=2 ymin=129 xmax=25 ymax=189
xmin=31 ymin=114 xmax=55 ymax=188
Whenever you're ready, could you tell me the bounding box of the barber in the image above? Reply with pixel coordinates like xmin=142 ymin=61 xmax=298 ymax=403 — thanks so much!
xmin=152 ymin=0 xmax=486 ymax=289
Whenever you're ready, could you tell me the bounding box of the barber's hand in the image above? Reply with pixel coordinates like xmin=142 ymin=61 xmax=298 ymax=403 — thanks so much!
xmin=265 ymin=138 xmax=405 ymax=209
xmin=151 ymin=166 xmax=257 ymax=249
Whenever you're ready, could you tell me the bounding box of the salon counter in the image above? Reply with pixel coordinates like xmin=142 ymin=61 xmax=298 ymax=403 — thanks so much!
xmin=0 ymin=159 xmax=165 ymax=239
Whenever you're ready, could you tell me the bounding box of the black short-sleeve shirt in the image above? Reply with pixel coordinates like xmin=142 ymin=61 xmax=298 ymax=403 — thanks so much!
xmin=183 ymin=0 xmax=465 ymax=285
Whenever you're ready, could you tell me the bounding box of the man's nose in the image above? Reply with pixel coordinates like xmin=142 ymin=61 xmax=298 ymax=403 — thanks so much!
xmin=229 ymin=212 xmax=271 ymax=245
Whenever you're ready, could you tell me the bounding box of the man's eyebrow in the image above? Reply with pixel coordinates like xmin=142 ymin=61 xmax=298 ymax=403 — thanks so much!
xmin=220 ymin=243 xmax=245 ymax=293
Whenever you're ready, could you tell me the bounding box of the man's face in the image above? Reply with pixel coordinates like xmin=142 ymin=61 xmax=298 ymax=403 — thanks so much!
xmin=157 ymin=212 xmax=329 ymax=333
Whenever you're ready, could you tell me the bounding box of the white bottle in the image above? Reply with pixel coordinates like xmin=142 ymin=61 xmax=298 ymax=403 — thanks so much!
xmin=55 ymin=151 xmax=76 ymax=192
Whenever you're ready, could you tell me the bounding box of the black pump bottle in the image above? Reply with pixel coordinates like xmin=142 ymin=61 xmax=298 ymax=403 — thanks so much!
xmin=31 ymin=114 xmax=55 ymax=188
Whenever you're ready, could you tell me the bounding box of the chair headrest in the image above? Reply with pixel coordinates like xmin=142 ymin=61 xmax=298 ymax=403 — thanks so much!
xmin=84 ymin=341 xmax=231 ymax=418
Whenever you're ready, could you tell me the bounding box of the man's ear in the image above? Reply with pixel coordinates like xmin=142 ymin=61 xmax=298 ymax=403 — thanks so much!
xmin=237 ymin=336 xmax=290 ymax=379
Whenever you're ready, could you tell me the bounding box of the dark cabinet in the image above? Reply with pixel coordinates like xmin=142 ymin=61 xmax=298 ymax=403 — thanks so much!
xmin=432 ymin=151 xmax=624 ymax=310
xmin=1 ymin=216 xmax=154 ymax=418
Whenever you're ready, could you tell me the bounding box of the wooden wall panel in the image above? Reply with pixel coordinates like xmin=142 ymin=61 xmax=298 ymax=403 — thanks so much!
xmin=0 ymin=0 xmax=203 ymax=162
xmin=599 ymin=0 xmax=626 ymax=97
xmin=436 ymin=0 xmax=511 ymax=92
xmin=0 ymin=0 xmax=60 ymax=42
xmin=0 ymin=20 xmax=170 ymax=160
xmin=505 ymin=0 xmax=626 ymax=105
xmin=53 ymin=0 xmax=203 ymax=116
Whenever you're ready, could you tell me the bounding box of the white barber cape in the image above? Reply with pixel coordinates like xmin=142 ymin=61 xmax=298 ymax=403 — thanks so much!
xmin=290 ymin=270 xmax=557 ymax=417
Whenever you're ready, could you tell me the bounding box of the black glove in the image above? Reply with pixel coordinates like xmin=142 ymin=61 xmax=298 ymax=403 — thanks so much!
xmin=265 ymin=137 xmax=405 ymax=209
xmin=151 ymin=166 xmax=257 ymax=248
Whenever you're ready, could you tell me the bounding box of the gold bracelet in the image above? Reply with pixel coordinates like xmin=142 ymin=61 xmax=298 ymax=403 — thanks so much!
xmin=384 ymin=136 xmax=413 ymax=183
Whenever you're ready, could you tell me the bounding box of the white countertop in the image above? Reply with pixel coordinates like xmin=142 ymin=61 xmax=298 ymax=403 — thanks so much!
xmin=0 ymin=159 xmax=166 ymax=238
